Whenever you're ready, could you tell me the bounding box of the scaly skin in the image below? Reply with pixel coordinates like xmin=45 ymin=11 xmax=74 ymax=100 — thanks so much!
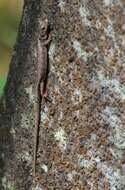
xmin=33 ymin=18 xmax=51 ymax=176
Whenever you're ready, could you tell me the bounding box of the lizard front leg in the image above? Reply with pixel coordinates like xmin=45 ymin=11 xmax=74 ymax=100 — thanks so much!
xmin=43 ymin=33 xmax=52 ymax=46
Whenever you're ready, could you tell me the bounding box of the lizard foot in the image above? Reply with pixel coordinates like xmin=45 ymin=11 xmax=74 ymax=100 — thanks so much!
xmin=42 ymin=91 xmax=52 ymax=102
xmin=44 ymin=95 xmax=52 ymax=102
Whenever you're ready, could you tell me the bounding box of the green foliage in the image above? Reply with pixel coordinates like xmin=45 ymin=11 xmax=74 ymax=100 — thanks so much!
xmin=0 ymin=77 xmax=6 ymax=96
xmin=0 ymin=4 xmax=20 ymax=48
xmin=0 ymin=1 xmax=22 ymax=96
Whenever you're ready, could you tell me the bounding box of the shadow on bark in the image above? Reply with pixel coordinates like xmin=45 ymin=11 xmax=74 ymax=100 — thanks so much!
xmin=0 ymin=0 xmax=47 ymax=189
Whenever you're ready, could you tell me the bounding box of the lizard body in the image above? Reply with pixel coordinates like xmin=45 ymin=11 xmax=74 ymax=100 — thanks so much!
xmin=33 ymin=18 xmax=51 ymax=176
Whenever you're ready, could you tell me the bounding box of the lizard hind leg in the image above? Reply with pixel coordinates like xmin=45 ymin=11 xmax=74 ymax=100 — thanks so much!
xmin=40 ymin=82 xmax=48 ymax=98
xmin=40 ymin=82 xmax=51 ymax=102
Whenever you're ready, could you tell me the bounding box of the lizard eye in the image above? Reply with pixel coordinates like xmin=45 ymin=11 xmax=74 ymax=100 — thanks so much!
xmin=41 ymin=19 xmax=48 ymax=28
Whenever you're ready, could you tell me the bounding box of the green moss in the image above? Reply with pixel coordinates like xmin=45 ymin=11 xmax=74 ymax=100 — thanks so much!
xmin=0 ymin=76 xmax=6 ymax=96
xmin=9 ymin=184 xmax=16 ymax=190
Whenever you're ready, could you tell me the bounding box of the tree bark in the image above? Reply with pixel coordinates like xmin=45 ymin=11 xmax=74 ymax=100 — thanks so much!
xmin=0 ymin=0 xmax=125 ymax=189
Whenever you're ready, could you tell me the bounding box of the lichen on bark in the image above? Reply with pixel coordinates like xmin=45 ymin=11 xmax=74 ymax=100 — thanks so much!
xmin=0 ymin=0 xmax=125 ymax=189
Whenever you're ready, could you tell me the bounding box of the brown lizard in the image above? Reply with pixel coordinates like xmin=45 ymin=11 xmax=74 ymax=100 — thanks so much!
xmin=33 ymin=18 xmax=51 ymax=176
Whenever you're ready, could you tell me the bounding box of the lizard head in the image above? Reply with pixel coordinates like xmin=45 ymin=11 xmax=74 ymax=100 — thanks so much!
xmin=38 ymin=18 xmax=48 ymax=38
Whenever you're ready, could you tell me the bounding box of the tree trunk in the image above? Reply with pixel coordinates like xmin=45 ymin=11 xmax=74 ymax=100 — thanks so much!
xmin=0 ymin=0 xmax=125 ymax=189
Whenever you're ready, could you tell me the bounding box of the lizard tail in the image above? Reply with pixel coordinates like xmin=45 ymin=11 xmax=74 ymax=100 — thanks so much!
xmin=33 ymin=92 xmax=41 ymax=176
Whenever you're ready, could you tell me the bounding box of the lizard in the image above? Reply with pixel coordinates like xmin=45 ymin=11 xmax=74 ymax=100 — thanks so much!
xmin=33 ymin=18 xmax=51 ymax=176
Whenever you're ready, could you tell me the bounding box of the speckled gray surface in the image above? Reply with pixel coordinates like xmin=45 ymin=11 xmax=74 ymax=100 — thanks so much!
xmin=1 ymin=0 xmax=125 ymax=189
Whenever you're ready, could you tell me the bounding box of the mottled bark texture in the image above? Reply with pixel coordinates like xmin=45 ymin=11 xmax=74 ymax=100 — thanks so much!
xmin=1 ymin=0 xmax=125 ymax=189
